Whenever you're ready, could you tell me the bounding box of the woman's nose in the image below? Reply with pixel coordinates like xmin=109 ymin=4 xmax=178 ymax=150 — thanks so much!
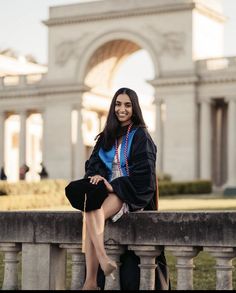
xmin=120 ymin=105 xmax=125 ymax=111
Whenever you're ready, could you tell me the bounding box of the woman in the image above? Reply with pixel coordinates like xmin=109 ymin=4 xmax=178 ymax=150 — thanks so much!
xmin=81 ymin=87 xmax=170 ymax=290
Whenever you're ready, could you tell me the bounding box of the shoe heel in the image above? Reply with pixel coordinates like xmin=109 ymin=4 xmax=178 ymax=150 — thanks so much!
xmin=110 ymin=272 xmax=115 ymax=280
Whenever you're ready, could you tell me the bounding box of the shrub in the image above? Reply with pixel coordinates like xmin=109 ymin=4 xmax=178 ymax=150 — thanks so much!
xmin=159 ymin=180 xmax=212 ymax=196
xmin=0 ymin=179 xmax=68 ymax=196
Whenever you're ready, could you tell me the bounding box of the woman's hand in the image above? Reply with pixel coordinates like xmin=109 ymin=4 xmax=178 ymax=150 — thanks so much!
xmin=88 ymin=175 xmax=113 ymax=193
xmin=102 ymin=178 xmax=114 ymax=193
xmin=88 ymin=175 xmax=104 ymax=185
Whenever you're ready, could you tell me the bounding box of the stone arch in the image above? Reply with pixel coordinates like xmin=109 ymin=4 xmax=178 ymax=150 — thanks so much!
xmin=76 ymin=29 xmax=159 ymax=85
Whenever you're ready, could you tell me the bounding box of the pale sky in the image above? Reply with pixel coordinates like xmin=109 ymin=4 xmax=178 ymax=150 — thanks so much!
xmin=0 ymin=0 xmax=236 ymax=65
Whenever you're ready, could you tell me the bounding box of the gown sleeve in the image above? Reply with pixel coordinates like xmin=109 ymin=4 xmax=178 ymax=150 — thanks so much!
xmin=110 ymin=127 xmax=157 ymax=211
xmin=84 ymin=136 xmax=109 ymax=179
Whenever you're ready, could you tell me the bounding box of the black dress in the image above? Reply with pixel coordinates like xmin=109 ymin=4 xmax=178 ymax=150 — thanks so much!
xmin=84 ymin=126 xmax=171 ymax=290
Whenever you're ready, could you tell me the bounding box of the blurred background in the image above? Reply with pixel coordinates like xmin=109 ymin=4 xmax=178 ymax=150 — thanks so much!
xmin=0 ymin=0 xmax=235 ymax=194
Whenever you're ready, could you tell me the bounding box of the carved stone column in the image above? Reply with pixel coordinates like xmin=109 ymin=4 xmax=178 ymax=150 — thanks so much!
xmin=40 ymin=108 xmax=46 ymax=167
xmin=152 ymin=95 xmax=163 ymax=173
xmin=129 ymin=245 xmax=162 ymax=290
xmin=166 ymin=246 xmax=200 ymax=290
xmin=200 ymin=99 xmax=212 ymax=179
xmin=0 ymin=243 xmax=21 ymax=290
xmin=0 ymin=111 xmax=5 ymax=169
xmin=0 ymin=76 xmax=4 ymax=87
xmin=74 ymin=98 xmax=86 ymax=179
xmin=60 ymin=244 xmax=85 ymax=290
xmin=104 ymin=244 xmax=125 ymax=290
xmin=204 ymin=247 xmax=236 ymax=290
xmin=19 ymin=110 xmax=28 ymax=169
xmin=226 ymin=98 xmax=236 ymax=188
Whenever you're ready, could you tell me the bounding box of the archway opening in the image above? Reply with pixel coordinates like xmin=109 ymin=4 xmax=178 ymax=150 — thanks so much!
xmin=80 ymin=39 xmax=156 ymax=156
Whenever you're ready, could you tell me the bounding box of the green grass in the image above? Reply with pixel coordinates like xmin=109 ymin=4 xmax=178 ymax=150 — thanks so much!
xmin=1 ymin=251 xmax=236 ymax=290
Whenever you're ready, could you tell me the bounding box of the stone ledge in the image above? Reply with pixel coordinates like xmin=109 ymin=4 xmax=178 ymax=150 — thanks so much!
xmin=0 ymin=211 xmax=236 ymax=246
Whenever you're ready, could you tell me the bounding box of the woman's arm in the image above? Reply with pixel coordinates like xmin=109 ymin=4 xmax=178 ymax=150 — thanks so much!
xmin=84 ymin=136 xmax=109 ymax=180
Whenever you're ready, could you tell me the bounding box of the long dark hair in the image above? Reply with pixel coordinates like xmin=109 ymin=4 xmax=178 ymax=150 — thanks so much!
xmin=96 ymin=87 xmax=146 ymax=150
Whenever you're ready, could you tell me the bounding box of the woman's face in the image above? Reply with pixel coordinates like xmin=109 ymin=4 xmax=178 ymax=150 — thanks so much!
xmin=115 ymin=94 xmax=133 ymax=126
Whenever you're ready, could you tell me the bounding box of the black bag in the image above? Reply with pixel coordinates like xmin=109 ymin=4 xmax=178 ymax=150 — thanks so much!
xmin=65 ymin=178 xmax=108 ymax=212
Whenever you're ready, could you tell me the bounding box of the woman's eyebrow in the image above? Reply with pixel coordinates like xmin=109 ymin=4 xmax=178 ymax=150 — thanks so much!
xmin=116 ymin=101 xmax=132 ymax=104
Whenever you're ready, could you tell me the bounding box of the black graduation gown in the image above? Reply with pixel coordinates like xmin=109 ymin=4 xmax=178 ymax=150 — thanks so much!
xmin=84 ymin=127 xmax=171 ymax=290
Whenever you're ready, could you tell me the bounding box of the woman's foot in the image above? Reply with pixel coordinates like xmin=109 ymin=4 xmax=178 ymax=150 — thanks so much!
xmin=82 ymin=281 xmax=101 ymax=290
xmin=82 ymin=283 xmax=101 ymax=290
xmin=100 ymin=258 xmax=117 ymax=277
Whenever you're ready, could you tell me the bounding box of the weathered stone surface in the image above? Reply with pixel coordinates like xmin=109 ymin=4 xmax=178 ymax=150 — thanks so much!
xmin=0 ymin=211 xmax=236 ymax=247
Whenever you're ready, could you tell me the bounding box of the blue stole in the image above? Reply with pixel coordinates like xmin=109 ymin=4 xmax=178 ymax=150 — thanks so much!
xmin=98 ymin=128 xmax=137 ymax=182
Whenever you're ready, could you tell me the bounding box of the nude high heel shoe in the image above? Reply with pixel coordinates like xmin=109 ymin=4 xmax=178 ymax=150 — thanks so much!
xmin=102 ymin=259 xmax=117 ymax=280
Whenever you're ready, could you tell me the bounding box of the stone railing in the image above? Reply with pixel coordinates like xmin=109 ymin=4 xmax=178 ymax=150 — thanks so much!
xmin=0 ymin=73 xmax=46 ymax=88
xmin=196 ymin=56 xmax=236 ymax=73
xmin=0 ymin=211 xmax=236 ymax=290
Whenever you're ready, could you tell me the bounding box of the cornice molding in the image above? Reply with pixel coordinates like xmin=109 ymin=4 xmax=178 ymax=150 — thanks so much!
xmin=43 ymin=1 xmax=225 ymax=27
xmin=149 ymin=72 xmax=236 ymax=87
xmin=0 ymin=83 xmax=90 ymax=99
xmin=150 ymin=75 xmax=199 ymax=87
xmin=198 ymin=75 xmax=236 ymax=84
xmin=43 ymin=2 xmax=196 ymax=26
xmin=195 ymin=3 xmax=226 ymax=23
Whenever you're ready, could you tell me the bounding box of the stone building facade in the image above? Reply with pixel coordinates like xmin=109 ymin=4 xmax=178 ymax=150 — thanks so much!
xmin=0 ymin=0 xmax=235 ymax=192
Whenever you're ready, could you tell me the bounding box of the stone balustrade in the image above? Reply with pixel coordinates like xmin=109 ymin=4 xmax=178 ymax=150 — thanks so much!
xmin=196 ymin=57 xmax=236 ymax=73
xmin=0 ymin=211 xmax=236 ymax=290
xmin=0 ymin=73 xmax=45 ymax=88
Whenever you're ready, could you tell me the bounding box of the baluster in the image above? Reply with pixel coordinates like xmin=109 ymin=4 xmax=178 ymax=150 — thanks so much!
xmin=129 ymin=245 xmax=162 ymax=290
xmin=104 ymin=244 xmax=125 ymax=290
xmin=204 ymin=247 xmax=236 ymax=290
xmin=22 ymin=243 xmax=66 ymax=290
xmin=0 ymin=243 xmax=21 ymax=290
xmin=60 ymin=244 xmax=85 ymax=290
xmin=166 ymin=246 xmax=200 ymax=290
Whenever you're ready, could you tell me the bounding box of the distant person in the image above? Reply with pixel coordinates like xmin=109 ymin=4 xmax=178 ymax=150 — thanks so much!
xmin=38 ymin=163 xmax=49 ymax=180
xmin=19 ymin=164 xmax=30 ymax=180
xmin=0 ymin=167 xmax=7 ymax=180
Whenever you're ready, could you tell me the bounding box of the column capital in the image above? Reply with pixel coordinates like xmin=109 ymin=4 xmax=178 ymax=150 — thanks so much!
xmin=128 ymin=245 xmax=163 ymax=256
xmin=198 ymin=97 xmax=213 ymax=104
xmin=59 ymin=243 xmax=83 ymax=253
xmin=203 ymin=247 xmax=236 ymax=258
xmin=152 ymin=95 xmax=163 ymax=106
xmin=224 ymin=96 xmax=236 ymax=103
xmin=166 ymin=246 xmax=200 ymax=258
xmin=0 ymin=243 xmax=21 ymax=252
xmin=18 ymin=109 xmax=29 ymax=118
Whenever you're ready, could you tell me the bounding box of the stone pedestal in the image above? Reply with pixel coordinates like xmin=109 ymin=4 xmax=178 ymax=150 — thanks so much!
xmin=22 ymin=243 xmax=66 ymax=290
xmin=0 ymin=243 xmax=21 ymax=290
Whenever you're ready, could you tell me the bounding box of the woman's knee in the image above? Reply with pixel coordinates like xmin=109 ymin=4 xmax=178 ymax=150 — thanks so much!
xmin=102 ymin=193 xmax=123 ymax=219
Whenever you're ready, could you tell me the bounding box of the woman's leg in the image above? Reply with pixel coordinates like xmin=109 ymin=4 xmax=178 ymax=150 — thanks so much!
xmin=85 ymin=193 xmax=123 ymax=273
xmin=82 ymin=229 xmax=99 ymax=290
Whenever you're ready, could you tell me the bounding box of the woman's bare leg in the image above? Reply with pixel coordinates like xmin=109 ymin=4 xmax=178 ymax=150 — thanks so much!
xmin=84 ymin=193 xmax=123 ymax=274
xmin=82 ymin=229 xmax=99 ymax=290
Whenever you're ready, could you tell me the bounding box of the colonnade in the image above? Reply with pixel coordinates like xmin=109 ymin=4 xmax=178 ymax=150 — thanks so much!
xmin=0 ymin=110 xmax=44 ymax=180
xmin=199 ymin=97 xmax=236 ymax=187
